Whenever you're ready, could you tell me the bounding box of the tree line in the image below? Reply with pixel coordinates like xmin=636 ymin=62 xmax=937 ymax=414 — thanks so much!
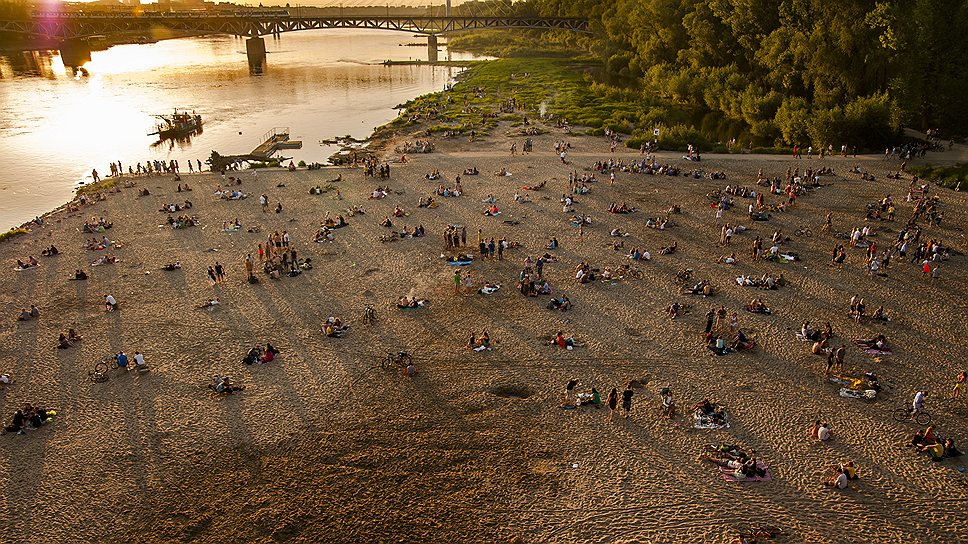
xmin=496 ymin=0 xmax=968 ymax=147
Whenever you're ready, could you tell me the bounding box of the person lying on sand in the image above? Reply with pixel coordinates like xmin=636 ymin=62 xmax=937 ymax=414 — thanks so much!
xmin=162 ymin=261 xmax=182 ymax=271
xmin=468 ymin=330 xmax=491 ymax=352
xmin=197 ymin=298 xmax=220 ymax=309
xmin=660 ymin=242 xmax=677 ymax=255
xmin=209 ymin=375 xmax=244 ymax=395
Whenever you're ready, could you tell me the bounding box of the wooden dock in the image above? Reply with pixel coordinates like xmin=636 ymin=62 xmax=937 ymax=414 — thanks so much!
xmin=251 ymin=127 xmax=302 ymax=159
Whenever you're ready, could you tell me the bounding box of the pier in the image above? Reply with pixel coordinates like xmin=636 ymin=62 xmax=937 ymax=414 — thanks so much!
xmin=251 ymin=127 xmax=302 ymax=159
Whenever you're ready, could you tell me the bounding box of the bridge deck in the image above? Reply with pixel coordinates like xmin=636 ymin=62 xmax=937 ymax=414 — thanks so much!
xmin=1 ymin=14 xmax=590 ymax=40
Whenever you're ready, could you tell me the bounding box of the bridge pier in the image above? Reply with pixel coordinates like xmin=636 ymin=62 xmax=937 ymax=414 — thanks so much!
xmin=427 ymin=34 xmax=438 ymax=63
xmin=60 ymin=39 xmax=92 ymax=69
xmin=246 ymin=36 xmax=267 ymax=74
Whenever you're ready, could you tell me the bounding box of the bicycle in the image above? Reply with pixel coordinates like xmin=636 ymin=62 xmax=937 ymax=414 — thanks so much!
xmin=735 ymin=524 xmax=784 ymax=543
xmin=88 ymin=357 xmax=118 ymax=383
xmin=381 ymin=350 xmax=413 ymax=370
xmin=362 ymin=305 xmax=376 ymax=325
xmin=892 ymin=405 xmax=932 ymax=426
xmin=615 ymin=264 xmax=643 ymax=280
xmin=794 ymin=227 xmax=813 ymax=237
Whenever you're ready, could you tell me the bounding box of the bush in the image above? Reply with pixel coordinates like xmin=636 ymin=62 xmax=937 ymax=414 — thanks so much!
xmin=297 ymin=160 xmax=306 ymax=167
xmin=0 ymin=228 xmax=27 ymax=243
xmin=76 ymin=179 xmax=118 ymax=196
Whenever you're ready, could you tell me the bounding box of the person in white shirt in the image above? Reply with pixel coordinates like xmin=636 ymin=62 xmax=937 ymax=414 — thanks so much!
xmin=824 ymin=468 xmax=848 ymax=489
xmin=913 ymin=390 xmax=925 ymax=413
xmin=818 ymin=423 xmax=832 ymax=441
xmin=134 ymin=352 xmax=145 ymax=368
xmin=104 ymin=294 xmax=117 ymax=311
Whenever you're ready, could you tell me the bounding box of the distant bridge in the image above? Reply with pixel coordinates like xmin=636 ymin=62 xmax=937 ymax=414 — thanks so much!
xmin=1 ymin=11 xmax=589 ymax=69
xmin=1 ymin=12 xmax=590 ymax=41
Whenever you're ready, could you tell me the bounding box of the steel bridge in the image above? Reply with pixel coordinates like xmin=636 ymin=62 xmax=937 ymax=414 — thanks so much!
xmin=1 ymin=11 xmax=588 ymax=69
xmin=2 ymin=12 xmax=590 ymax=41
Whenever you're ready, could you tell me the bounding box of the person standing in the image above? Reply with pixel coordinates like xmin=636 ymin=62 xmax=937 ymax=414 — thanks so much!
xmin=214 ymin=262 xmax=225 ymax=283
xmin=244 ymin=254 xmax=255 ymax=280
xmin=621 ymin=383 xmax=634 ymax=419
xmin=704 ymin=308 xmax=715 ymax=334
xmin=605 ymin=388 xmax=618 ymax=422
xmin=951 ymin=371 xmax=966 ymax=399
xmin=453 ymin=269 xmax=461 ymax=294
xmin=461 ymin=226 xmax=467 ymax=247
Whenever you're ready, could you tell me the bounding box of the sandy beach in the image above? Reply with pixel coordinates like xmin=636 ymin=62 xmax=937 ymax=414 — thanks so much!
xmin=0 ymin=118 xmax=966 ymax=543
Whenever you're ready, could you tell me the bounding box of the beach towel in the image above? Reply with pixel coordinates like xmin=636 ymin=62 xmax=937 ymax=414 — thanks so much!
xmin=721 ymin=462 xmax=771 ymax=482
xmin=478 ymin=286 xmax=500 ymax=295
xmin=839 ymin=388 xmax=877 ymax=400
xmin=445 ymin=261 xmax=473 ymax=266
xmin=745 ymin=307 xmax=772 ymax=315
xmin=694 ymin=412 xmax=730 ymax=429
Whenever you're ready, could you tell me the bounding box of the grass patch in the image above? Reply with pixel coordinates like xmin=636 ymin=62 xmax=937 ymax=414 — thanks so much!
xmin=373 ymin=57 xmax=745 ymax=152
xmin=76 ymin=179 xmax=118 ymax=196
xmin=909 ymin=164 xmax=968 ymax=190
xmin=0 ymin=228 xmax=28 ymax=243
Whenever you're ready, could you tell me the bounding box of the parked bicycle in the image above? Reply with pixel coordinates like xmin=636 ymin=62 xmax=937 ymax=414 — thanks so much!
xmin=615 ymin=263 xmax=643 ymax=280
xmin=794 ymin=227 xmax=813 ymax=237
xmin=892 ymin=405 xmax=932 ymax=426
xmin=735 ymin=524 xmax=784 ymax=543
xmin=381 ymin=350 xmax=413 ymax=370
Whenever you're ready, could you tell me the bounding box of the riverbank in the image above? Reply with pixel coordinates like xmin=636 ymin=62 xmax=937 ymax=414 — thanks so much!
xmin=1 ymin=78 xmax=967 ymax=542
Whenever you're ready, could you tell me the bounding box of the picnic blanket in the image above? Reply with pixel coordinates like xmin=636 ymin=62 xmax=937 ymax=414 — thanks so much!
xmin=694 ymin=412 xmax=730 ymax=430
xmin=721 ymin=462 xmax=772 ymax=482
xmin=478 ymin=285 xmax=500 ymax=295
xmin=852 ymin=339 xmax=892 ymax=355
xmin=445 ymin=260 xmax=473 ymax=266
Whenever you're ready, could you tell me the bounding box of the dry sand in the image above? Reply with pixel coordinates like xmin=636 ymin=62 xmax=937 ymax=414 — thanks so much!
xmin=0 ymin=121 xmax=967 ymax=544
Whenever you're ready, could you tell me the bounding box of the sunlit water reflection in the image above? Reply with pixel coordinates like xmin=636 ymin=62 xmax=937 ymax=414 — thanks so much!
xmin=0 ymin=30 xmax=481 ymax=228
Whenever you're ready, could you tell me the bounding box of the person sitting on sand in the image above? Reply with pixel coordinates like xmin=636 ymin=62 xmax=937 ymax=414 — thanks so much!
xmin=812 ymin=338 xmax=829 ymax=355
xmin=818 ymin=422 xmax=832 ymax=441
xmin=545 ymin=238 xmax=559 ymax=250
xmin=104 ymin=294 xmax=117 ymax=312
xmin=57 ymin=333 xmax=73 ymax=349
xmin=71 ymin=269 xmax=88 ymax=281
xmin=660 ymin=388 xmax=676 ymax=418
xmin=801 ymin=321 xmax=820 ymax=341
xmin=666 ymin=302 xmax=682 ymax=319
xmin=823 ymin=467 xmax=849 ymax=489
xmin=323 ymin=316 xmax=348 ymax=338
xmin=380 ymin=216 xmax=392 ymax=228
xmin=547 ymin=296 xmax=571 ymax=311
xmin=552 ymin=331 xmax=576 ymax=349
xmin=41 ymin=245 xmax=59 ymax=256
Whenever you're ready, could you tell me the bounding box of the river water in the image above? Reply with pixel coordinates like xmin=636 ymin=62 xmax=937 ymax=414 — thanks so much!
xmin=0 ymin=30 xmax=480 ymax=229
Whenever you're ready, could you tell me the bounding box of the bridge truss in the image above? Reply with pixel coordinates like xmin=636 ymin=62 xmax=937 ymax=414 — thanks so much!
xmin=0 ymin=13 xmax=590 ymax=40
